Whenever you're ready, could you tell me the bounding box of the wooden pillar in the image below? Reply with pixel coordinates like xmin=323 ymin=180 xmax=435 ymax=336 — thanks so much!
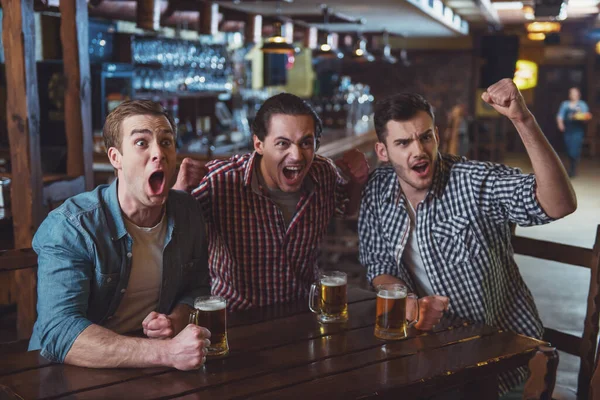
xmin=304 ymin=26 xmax=318 ymax=50
xmin=0 ymin=0 xmax=44 ymax=339
xmin=245 ymin=14 xmax=262 ymax=46
xmin=60 ymin=0 xmax=94 ymax=190
xmin=199 ymin=2 xmax=219 ymax=36
xmin=136 ymin=0 xmax=161 ymax=31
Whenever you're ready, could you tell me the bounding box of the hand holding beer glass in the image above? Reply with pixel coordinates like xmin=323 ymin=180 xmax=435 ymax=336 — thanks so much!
xmin=189 ymin=296 xmax=229 ymax=358
xmin=309 ymin=271 xmax=348 ymax=323
xmin=374 ymin=284 xmax=419 ymax=340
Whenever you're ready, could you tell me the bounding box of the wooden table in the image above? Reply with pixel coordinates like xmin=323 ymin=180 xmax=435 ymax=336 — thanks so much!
xmin=0 ymin=288 xmax=547 ymax=399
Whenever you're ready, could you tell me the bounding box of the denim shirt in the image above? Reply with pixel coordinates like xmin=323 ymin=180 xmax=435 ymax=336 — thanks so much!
xmin=29 ymin=180 xmax=210 ymax=362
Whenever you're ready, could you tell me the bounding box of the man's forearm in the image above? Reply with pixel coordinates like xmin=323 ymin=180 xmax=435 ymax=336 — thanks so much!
xmin=512 ymin=114 xmax=577 ymax=218
xmin=65 ymin=324 xmax=170 ymax=368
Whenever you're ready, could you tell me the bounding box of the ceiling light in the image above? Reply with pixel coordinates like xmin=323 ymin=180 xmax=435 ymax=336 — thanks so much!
xmin=526 ymin=21 xmax=561 ymax=33
xmin=313 ymin=5 xmax=344 ymax=60
xmin=261 ymin=22 xmax=296 ymax=54
xmin=527 ymin=32 xmax=546 ymax=40
xmin=381 ymin=30 xmax=397 ymax=64
xmin=351 ymin=36 xmax=375 ymax=62
xmin=314 ymin=32 xmax=344 ymax=59
xmin=568 ymin=0 xmax=599 ymax=7
xmin=492 ymin=1 xmax=524 ymax=10
xmin=522 ymin=5 xmax=535 ymax=18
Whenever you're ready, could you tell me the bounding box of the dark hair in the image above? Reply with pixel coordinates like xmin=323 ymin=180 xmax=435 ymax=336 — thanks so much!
xmin=373 ymin=93 xmax=435 ymax=142
xmin=103 ymin=99 xmax=176 ymax=151
xmin=252 ymin=92 xmax=323 ymax=147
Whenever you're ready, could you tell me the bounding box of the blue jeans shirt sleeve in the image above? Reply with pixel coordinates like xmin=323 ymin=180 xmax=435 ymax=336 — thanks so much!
xmin=30 ymin=211 xmax=95 ymax=363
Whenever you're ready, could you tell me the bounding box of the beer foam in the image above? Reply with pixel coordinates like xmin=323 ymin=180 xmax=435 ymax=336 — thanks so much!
xmin=195 ymin=299 xmax=226 ymax=311
xmin=377 ymin=290 xmax=406 ymax=300
xmin=321 ymin=276 xmax=346 ymax=287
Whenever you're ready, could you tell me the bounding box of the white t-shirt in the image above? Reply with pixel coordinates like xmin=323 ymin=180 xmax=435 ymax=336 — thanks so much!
xmin=104 ymin=213 xmax=166 ymax=334
xmin=401 ymin=200 xmax=435 ymax=297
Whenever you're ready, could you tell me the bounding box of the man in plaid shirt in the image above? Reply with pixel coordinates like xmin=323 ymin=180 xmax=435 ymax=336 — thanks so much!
xmin=175 ymin=93 xmax=369 ymax=310
xmin=359 ymin=79 xmax=577 ymax=395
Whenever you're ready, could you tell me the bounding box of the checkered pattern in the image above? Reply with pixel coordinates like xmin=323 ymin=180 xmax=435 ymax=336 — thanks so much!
xmin=192 ymin=152 xmax=347 ymax=311
xmin=359 ymin=153 xmax=555 ymax=393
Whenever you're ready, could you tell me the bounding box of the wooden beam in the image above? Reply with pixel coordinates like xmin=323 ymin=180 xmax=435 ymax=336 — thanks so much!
xmin=199 ymin=2 xmax=219 ymax=36
xmin=136 ymin=0 xmax=161 ymax=31
xmin=0 ymin=0 xmax=44 ymax=247
xmin=303 ymin=26 xmax=317 ymax=50
xmin=59 ymin=0 xmax=94 ymax=191
xmin=245 ymin=14 xmax=262 ymax=45
xmin=0 ymin=0 xmax=44 ymax=339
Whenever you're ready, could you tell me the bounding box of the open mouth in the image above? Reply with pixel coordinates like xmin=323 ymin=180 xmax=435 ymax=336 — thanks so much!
xmin=148 ymin=170 xmax=166 ymax=195
xmin=411 ymin=161 xmax=430 ymax=176
xmin=282 ymin=165 xmax=303 ymax=181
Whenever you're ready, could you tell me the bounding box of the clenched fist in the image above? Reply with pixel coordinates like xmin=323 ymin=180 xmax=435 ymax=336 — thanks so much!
xmin=335 ymin=149 xmax=369 ymax=186
xmin=173 ymin=158 xmax=208 ymax=193
xmin=481 ymin=78 xmax=532 ymax=122
xmin=164 ymin=324 xmax=212 ymax=371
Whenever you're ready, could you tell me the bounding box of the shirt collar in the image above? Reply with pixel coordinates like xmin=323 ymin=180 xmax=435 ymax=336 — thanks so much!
xmin=243 ymin=151 xmax=259 ymax=187
xmin=103 ymin=179 xmax=128 ymax=241
xmin=104 ymin=178 xmax=174 ymax=242
xmin=427 ymin=153 xmax=449 ymax=200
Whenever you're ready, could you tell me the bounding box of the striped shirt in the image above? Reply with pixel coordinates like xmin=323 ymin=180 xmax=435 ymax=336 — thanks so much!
xmin=358 ymin=153 xmax=554 ymax=393
xmin=192 ymin=152 xmax=348 ymax=310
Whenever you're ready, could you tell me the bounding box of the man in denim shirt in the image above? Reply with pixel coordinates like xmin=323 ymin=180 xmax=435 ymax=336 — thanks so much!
xmin=29 ymin=100 xmax=211 ymax=370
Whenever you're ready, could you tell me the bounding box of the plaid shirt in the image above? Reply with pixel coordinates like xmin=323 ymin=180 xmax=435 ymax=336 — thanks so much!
xmin=359 ymin=153 xmax=554 ymax=393
xmin=192 ymin=152 xmax=347 ymax=310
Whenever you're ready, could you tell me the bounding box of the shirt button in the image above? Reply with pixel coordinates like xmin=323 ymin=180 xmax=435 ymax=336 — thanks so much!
xmin=127 ymin=252 xmax=132 ymax=258
xmin=107 ymin=277 xmax=112 ymax=283
xmin=121 ymin=289 xmax=126 ymax=294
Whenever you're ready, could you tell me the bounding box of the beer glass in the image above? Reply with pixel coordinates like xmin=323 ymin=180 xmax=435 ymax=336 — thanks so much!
xmin=374 ymin=284 xmax=419 ymax=340
xmin=309 ymin=271 xmax=348 ymax=323
xmin=189 ymin=296 xmax=229 ymax=357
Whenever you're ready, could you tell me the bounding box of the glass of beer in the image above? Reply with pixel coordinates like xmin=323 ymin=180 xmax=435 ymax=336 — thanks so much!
xmin=374 ymin=284 xmax=419 ymax=340
xmin=309 ymin=270 xmax=348 ymax=323
xmin=189 ymin=296 xmax=229 ymax=358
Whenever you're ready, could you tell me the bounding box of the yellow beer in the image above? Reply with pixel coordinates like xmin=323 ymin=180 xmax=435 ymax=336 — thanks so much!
xmin=309 ymin=271 xmax=348 ymax=323
xmin=191 ymin=296 xmax=229 ymax=357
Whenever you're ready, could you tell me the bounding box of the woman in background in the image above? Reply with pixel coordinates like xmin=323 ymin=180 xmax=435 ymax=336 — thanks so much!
xmin=557 ymin=87 xmax=591 ymax=177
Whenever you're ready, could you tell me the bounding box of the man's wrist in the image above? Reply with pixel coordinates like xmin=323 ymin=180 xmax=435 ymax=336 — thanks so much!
xmin=153 ymin=338 xmax=172 ymax=368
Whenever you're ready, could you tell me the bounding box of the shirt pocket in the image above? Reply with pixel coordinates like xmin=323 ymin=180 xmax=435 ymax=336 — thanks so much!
xmin=432 ymin=215 xmax=482 ymax=265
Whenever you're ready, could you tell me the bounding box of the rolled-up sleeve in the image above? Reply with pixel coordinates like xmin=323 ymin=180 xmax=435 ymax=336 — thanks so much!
xmin=556 ymin=101 xmax=568 ymax=120
xmin=31 ymin=213 xmax=94 ymax=363
xmin=471 ymin=163 xmax=555 ymax=227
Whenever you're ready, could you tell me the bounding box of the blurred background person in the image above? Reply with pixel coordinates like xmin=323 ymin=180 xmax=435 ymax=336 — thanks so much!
xmin=445 ymin=103 xmax=469 ymax=157
xmin=557 ymin=87 xmax=592 ymax=177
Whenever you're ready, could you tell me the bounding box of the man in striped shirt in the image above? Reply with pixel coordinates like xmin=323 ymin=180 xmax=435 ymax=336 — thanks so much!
xmin=359 ymin=79 xmax=576 ymax=395
xmin=176 ymin=93 xmax=369 ymax=310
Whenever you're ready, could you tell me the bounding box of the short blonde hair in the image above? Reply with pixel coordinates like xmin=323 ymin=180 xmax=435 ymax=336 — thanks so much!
xmin=103 ymin=100 xmax=177 ymax=152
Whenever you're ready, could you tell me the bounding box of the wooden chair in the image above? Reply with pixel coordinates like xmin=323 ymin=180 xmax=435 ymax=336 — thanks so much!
xmin=512 ymin=225 xmax=600 ymax=400
xmin=0 ymin=248 xmax=38 ymax=343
